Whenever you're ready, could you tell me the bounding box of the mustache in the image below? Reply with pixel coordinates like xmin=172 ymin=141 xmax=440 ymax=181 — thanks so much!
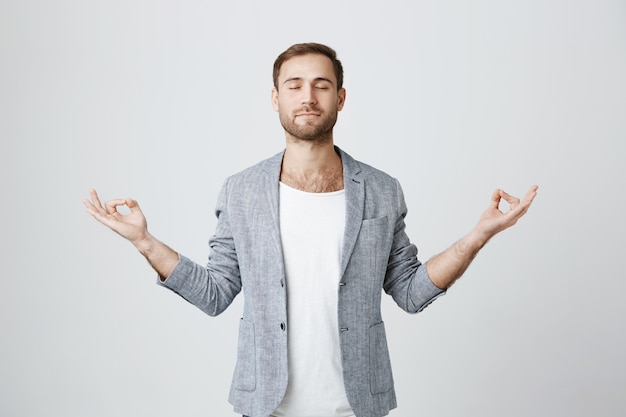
xmin=294 ymin=106 xmax=322 ymax=115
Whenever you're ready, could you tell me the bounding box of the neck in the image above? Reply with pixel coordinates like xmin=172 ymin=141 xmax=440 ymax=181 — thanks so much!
xmin=283 ymin=137 xmax=339 ymax=172
xmin=280 ymin=139 xmax=344 ymax=192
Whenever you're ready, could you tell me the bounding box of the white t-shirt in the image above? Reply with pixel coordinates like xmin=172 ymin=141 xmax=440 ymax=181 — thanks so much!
xmin=274 ymin=182 xmax=355 ymax=417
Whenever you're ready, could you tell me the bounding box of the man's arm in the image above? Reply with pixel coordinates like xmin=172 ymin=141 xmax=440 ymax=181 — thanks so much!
xmin=426 ymin=185 xmax=539 ymax=289
xmin=82 ymin=188 xmax=178 ymax=279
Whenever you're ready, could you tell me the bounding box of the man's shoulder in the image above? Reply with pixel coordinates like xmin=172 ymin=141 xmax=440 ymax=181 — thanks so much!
xmin=338 ymin=148 xmax=397 ymax=184
xmin=226 ymin=150 xmax=284 ymax=182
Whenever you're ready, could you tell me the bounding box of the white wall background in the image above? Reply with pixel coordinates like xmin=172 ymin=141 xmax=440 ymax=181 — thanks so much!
xmin=2 ymin=0 xmax=625 ymax=416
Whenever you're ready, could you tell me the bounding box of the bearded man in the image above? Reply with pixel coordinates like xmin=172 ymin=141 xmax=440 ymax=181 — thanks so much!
xmin=84 ymin=42 xmax=538 ymax=417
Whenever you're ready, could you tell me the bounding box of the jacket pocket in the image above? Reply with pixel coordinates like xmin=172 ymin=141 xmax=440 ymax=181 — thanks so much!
xmin=369 ymin=321 xmax=394 ymax=394
xmin=232 ymin=318 xmax=256 ymax=392
xmin=360 ymin=216 xmax=388 ymax=238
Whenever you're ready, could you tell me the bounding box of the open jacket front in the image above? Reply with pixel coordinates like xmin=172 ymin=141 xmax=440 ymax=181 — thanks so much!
xmin=159 ymin=147 xmax=445 ymax=417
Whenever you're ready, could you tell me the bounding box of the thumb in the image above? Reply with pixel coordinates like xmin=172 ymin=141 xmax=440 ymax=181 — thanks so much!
xmin=126 ymin=198 xmax=141 ymax=211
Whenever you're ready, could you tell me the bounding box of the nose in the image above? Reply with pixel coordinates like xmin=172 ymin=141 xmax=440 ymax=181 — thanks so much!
xmin=300 ymin=85 xmax=317 ymax=105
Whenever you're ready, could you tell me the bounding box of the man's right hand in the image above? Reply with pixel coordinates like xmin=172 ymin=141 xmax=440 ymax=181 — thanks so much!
xmin=83 ymin=188 xmax=179 ymax=279
xmin=83 ymin=189 xmax=148 ymax=244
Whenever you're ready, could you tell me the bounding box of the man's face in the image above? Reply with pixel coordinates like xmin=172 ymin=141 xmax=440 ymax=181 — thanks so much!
xmin=272 ymin=54 xmax=346 ymax=142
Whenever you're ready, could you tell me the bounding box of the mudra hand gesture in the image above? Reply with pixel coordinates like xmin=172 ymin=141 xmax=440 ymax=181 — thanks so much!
xmin=474 ymin=185 xmax=539 ymax=240
xmin=83 ymin=189 xmax=149 ymax=244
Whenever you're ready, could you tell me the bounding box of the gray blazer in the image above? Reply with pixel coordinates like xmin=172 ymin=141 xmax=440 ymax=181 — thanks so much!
xmin=160 ymin=147 xmax=444 ymax=417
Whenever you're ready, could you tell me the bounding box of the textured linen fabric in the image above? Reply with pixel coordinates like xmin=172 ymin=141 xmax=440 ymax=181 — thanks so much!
xmin=158 ymin=147 xmax=445 ymax=417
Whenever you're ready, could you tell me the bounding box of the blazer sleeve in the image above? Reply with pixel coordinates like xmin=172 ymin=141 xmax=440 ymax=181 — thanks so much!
xmin=383 ymin=179 xmax=445 ymax=313
xmin=157 ymin=177 xmax=242 ymax=316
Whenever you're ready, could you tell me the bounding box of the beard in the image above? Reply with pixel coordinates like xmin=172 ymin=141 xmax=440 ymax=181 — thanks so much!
xmin=278 ymin=105 xmax=339 ymax=142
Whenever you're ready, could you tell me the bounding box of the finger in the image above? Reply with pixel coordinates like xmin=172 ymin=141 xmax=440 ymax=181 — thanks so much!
xmin=89 ymin=188 xmax=104 ymax=209
xmin=104 ymin=199 xmax=127 ymax=215
xmin=505 ymin=186 xmax=539 ymax=221
xmin=511 ymin=185 xmax=539 ymax=210
xmin=105 ymin=200 xmax=117 ymax=215
xmin=84 ymin=189 xmax=111 ymax=217
xmin=522 ymin=185 xmax=539 ymax=204
xmin=82 ymin=198 xmax=97 ymax=214
xmin=83 ymin=198 xmax=112 ymax=224
xmin=489 ymin=189 xmax=502 ymax=208
xmin=499 ymin=189 xmax=521 ymax=207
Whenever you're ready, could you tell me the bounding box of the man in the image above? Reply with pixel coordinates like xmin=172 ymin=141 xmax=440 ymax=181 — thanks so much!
xmin=84 ymin=43 xmax=538 ymax=417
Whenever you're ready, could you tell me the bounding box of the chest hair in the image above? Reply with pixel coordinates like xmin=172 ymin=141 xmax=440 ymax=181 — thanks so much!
xmin=280 ymin=169 xmax=344 ymax=193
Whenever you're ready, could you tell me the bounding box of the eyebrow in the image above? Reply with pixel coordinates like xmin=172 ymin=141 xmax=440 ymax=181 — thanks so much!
xmin=282 ymin=77 xmax=335 ymax=86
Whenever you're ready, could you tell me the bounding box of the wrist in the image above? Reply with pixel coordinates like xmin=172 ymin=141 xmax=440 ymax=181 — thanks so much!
xmin=460 ymin=228 xmax=491 ymax=254
xmin=132 ymin=232 xmax=155 ymax=256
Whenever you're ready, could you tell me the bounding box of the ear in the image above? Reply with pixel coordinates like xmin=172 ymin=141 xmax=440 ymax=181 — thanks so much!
xmin=337 ymin=88 xmax=346 ymax=111
xmin=271 ymin=87 xmax=279 ymax=112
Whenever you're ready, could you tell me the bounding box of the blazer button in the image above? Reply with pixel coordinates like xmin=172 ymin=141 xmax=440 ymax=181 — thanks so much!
xmin=280 ymin=279 xmax=285 ymax=287
xmin=280 ymin=322 xmax=286 ymax=331
xmin=339 ymin=282 xmax=346 ymax=287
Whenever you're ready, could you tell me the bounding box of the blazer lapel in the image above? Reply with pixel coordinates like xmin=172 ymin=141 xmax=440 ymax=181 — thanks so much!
xmin=261 ymin=150 xmax=286 ymax=261
xmin=337 ymin=147 xmax=365 ymax=279
xmin=261 ymin=147 xmax=364 ymax=279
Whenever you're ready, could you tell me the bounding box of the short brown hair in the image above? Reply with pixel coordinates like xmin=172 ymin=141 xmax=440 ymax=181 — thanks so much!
xmin=273 ymin=42 xmax=344 ymax=90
